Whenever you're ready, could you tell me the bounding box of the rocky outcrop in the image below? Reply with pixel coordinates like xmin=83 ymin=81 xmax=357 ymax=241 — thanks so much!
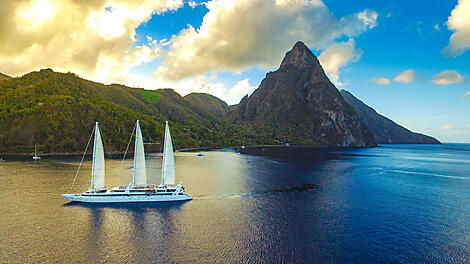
xmin=340 ymin=90 xmax=441 ymax=144
xmin=230 ymin=41 xmax=377 ymax=147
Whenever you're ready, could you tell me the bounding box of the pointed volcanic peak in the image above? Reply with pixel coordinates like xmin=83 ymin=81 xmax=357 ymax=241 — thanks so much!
xmin=279 ymin=41 xmax=322 ymax=70
xmin=340 ymin=90 xmax=441 ymax=144
xmin=231 ymin=41 xmax=376 ymax=147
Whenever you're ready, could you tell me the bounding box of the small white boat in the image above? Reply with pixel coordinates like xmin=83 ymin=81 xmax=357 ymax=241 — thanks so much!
xmin=62 ymin=120 xmax=191 ymax=203
xmin=33 ymin=145 xmax=41 ymax=160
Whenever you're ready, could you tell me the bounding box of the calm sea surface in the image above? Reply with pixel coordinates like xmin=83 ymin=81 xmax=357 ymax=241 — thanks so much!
xmin=1 ymin=144 xmax=470 ymax=263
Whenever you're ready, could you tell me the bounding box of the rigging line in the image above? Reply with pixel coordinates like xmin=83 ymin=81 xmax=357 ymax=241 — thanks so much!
xmin=71 ymin=126 xmax=95 ymax=191
xmin=107 ymin=122 xmax=137 ymax=181
xmin=120 ymin=122 xmax=137 ymax=169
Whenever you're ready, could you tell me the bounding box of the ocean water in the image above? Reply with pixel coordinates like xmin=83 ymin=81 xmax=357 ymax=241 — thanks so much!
xmin=1 ymin=144 xmax=470 ymax=263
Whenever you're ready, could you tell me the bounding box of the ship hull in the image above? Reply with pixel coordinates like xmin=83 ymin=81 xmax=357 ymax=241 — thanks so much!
xmin=62 ymin=193 xmax=192 ymax=203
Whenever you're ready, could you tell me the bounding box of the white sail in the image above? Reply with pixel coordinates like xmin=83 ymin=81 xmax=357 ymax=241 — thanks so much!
xmin=133 ymin=120 xmax=147 ymax=186
xmin=91 ymin=122 xmax=106 ymax=191
xmin=161 ymin=121 xmax=175 ymax=186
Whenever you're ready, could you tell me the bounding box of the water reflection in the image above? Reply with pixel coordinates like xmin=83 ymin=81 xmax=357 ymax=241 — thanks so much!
xmin=3 ymin=145 xmax=470 ymax=263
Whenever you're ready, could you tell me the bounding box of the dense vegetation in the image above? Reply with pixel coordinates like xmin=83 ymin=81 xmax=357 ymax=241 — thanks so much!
xmin=0 ymin=42 xmax=440 ymax=154
xmin=0 ymin=72 xmax=10 ymax=81
xmin=184 ymin=93 xmax=229 ymax=116
xmin=0 ymin=69 xmax=264 ymax=154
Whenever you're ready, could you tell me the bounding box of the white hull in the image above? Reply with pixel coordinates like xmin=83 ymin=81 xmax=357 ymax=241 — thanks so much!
xmin=62 ymin=193 xmax=192 ymax=203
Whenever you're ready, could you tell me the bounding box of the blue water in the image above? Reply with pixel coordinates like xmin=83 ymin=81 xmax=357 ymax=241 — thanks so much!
xmin=1 ymin=144 xmax=470 ymax=263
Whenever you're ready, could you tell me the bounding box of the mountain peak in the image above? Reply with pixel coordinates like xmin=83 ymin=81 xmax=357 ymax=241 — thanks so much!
xmin=280 ymin=41 xmax=320 ymax=69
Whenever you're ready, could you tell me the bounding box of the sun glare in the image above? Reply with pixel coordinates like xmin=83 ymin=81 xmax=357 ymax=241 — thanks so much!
xmin=18 ymin=0 xmax=55 ymax=29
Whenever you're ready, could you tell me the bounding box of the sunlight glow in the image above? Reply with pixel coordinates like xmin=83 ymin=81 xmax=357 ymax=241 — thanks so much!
xmin=18 ymin=0 xmax=55 ymax=29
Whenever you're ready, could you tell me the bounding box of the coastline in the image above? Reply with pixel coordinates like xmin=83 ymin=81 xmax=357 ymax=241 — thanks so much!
xmin=0 ymin=144 xmax=377 ymax=161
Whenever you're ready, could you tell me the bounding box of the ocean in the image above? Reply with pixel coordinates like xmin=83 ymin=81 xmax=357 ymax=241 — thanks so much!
xmin=1 ymin=144 xmax=470 ymax=263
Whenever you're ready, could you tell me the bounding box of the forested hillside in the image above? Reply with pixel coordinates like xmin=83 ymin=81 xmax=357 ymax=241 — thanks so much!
xmin=0 ymin=69 xmax=251 ymax=153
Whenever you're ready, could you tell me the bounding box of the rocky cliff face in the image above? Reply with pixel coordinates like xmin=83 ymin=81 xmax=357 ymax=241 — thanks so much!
xmin=231 ymin=41 xmax=376 ymax=147
xmin=340 ymin=90 xmax=441 ymax=144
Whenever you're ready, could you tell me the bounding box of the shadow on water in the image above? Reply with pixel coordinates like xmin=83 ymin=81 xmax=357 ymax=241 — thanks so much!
xmin=194 ymin=183 xmax=319 ymax=200
xmin=238 ymin=146 xmax=379 ymax=160
xmin=63 ymin=200 xmax=190 ymax=210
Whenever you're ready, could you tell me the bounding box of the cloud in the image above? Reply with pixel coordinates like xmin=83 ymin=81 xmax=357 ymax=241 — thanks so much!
xmin=228 ymin=78 xmax=256 ymax=98
xmin=462 ymin=91 xmax=470 ymax=98
xmin=0 ymin=0 xmax=183 ymax=83
xmin=123 ymin=71 xmax=254 ymax=104
xmin=177 ymin=76 xmax=256 ymax=104
xmin=154 ymin=0 xmax=378 ymax=81
xmin=179 ymin=75 xmax=227 ymax=99
xmin=434 ymin=24 xmax=440 ymax=31
xmin=369 ymin=77 xmax=390 ymax=85
xmin=432 ymin=70 xmax=467 ymax=85
xmin=393 ymin=69 xmax=416 ymax=83
xmin=441 ymin=124 xmax=455 ymax=130
xmin=318 ymin=39 xmax=361 ymax=86
xmin=443 ymin=0 xmax=470 ymax=57
xmin=187 ymin=1 xmax=202 ymax=8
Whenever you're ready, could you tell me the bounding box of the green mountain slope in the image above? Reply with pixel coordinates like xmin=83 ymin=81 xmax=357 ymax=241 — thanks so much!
xmin=0 ymin=72 xmax=11 ymax=81
xmin=184 ymin=93 xmax=229 ymax=116
xmin=0 ymin=69 xmax=231 ymax=153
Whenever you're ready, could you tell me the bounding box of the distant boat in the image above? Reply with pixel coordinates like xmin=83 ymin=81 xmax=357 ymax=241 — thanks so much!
xmin=197 ymin=153 xmax=204 ymax=157
xmin=62 ymin=120 xmax=192 ymax=203
xmin=32 ymin=145 xmax=41 ymax=160
xmin=241 ymin=142 xmax=246 ymax=149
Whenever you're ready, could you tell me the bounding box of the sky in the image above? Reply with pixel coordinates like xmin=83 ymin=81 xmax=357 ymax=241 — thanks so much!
xmin=0 ymin=0 xmax=469 ymax=142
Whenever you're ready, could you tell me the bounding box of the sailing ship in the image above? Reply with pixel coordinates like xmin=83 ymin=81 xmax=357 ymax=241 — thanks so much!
xmin=33 ymin=145 xmax=41 ymax=160
xmin=62 ymin=120 xmax=191 ymax=203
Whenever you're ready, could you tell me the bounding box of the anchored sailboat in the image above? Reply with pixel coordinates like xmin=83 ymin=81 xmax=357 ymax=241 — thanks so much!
xmin=62 ymin=120 xmax=191 ymax=203
xmin=33 ymin=145 xmax=41 ymax=160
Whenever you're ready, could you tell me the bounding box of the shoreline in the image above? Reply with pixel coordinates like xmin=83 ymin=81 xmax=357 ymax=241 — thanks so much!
xmin=0 ymin=144 xmax=376 ymax=161
xmin=4 ymin=143 xmax=458 ymax=161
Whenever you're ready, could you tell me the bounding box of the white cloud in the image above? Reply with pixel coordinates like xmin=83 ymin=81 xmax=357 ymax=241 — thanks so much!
xmin=393 ymin=69 xmax=416 ymax=83
xmin=441 ymin=124 xmax=455 ymax=130
xmin=0 ymin=0 xmax=183 ymax=83
xmin=369 ymin=77 xmax=390 ymax=85
xmin=177 ymin=76 xmax=257 ymax=104
xmin=228 ymin=78 xmax=256 ymax=98
xmin=443 ymin=0 xmax=470 ymax=57
xmin=432 ymin=70 xmax=467 ymax=85
xmin=434 ymin=24 xmax=440 ymax=31
xmin=187 ymin=1 xmax=201 ymax=8
xmin=462 ymin=91 xmax=470 ymax=98
xmin=123 ymin=72 xmax=255 ymax=104
xmin=318 ymin=39 xmax=361 ymax=87
xmin=154 ymin=0 xmax=378 ymax=81
xmin=179 ymin=75 xmax=227 ymax=99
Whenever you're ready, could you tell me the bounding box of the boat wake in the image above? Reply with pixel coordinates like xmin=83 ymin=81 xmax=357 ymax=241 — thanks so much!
xmin=193 ymin=183 xmax=319 ymax=200
xmin=387 ymin=169 xmax=467 ymax=180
